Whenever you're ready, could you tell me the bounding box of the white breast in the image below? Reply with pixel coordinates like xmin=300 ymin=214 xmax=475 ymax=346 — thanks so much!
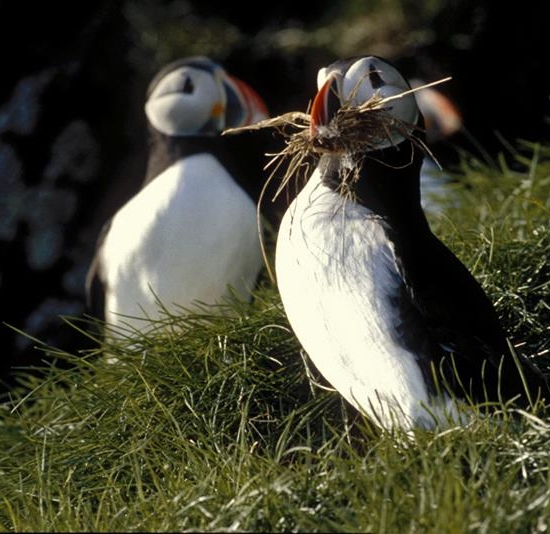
xmin=275 ymin=161 xmax=460 ymax=430
xmin=100 ymin=153 xmax=262 ymax=333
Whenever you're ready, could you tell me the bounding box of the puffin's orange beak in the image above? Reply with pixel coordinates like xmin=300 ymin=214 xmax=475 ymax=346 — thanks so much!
xmin=225 ymin=75 xmax=269 ymax=127
xmin=310 ymin=78 xmax=332 ymax=137
xmin=310 ymin=74 xmax=342 ymax=138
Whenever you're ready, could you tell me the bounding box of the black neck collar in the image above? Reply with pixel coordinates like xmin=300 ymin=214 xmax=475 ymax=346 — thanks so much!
xmin=320 ymin=131 xmax=428 ymax=228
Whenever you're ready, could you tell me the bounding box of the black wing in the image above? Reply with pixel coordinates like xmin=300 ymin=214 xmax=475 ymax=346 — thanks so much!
xmin=391 ymin=228 xmax=549 ymax=408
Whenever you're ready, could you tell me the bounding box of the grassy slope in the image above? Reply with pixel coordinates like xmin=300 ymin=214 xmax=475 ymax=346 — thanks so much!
xmin=1 ymin=142 xmax=550 ymax=532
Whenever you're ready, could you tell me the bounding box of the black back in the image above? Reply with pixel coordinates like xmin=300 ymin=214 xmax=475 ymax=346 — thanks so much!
xmin=322 ymin=124 xmax=549 ymax=408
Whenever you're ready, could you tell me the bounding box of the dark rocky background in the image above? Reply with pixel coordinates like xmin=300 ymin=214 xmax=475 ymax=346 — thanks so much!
xmin=1 ymin=0 xmax=549 ymax=394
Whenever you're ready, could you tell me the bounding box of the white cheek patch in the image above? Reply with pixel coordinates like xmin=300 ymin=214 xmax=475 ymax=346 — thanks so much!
xmin=375 ymin=85 xmax=419 ymax=126
xmin=145 ymin=94 xmax=210 ymax=136
xmin=342 ymin=57 xmax=419 ymax=149
xmin=145 ymin=67 xmax=223 ymax=136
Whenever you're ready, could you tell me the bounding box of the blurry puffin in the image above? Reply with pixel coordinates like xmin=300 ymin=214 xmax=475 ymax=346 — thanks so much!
xmin=275 ymin=56 xmax=548 ymax=431
xmin=86 ymin=56 xmax=269 ymax=337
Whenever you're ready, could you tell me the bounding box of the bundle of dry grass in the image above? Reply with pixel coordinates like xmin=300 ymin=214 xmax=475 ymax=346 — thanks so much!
xmin=224 ymin=77 xmax=450 ymax=197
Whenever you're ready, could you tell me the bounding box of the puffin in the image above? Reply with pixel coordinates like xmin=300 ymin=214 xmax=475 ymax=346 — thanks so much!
xmin=86 ymin=56 xmax=269 ymax=338
xmin=274 ymin=56 xmax=548 ymax=431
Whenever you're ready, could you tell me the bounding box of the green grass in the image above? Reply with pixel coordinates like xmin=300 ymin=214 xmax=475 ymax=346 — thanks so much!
xmin=1 ymin=142 xmax=550 ymax=532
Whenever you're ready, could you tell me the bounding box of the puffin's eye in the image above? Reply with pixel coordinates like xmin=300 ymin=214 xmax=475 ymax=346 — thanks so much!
xmin=368 ymin=63 xmax=385 ymax=89
xmin=182 ymin=76 xmax=194 ymax=94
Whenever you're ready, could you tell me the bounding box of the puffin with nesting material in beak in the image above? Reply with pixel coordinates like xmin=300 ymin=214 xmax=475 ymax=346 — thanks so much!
xmin=275 ymin=56 xmax=548 ymax=431
xmin=86 ymin=56 xmax=269 ymax=338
